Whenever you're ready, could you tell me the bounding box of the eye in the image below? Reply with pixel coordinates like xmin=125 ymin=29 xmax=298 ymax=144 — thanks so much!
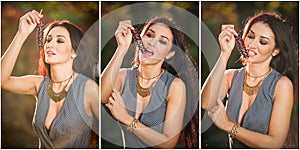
xmin=247 ymin=33 xmax=254 ymax=39
xmin=57 ymin=39 xmax=65 ymax=43
xmin=260 ymin=40 xmax=268 ymax=45
xmin=145 ymin=33 xmax=153 ymax=38
xmin=45 ymin=37 xmax=52 ymax=43
xmin=159 ymin=40 xmax=167 ymax=45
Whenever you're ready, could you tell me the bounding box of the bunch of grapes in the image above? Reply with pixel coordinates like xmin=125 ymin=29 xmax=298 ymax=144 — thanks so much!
xmin=234 ymin=33 xmax=249 ymax=59
xmin=131 ymin=29 xmax=146 ymax=54
xmin=37 ymin=19 xmax=43 ymax=50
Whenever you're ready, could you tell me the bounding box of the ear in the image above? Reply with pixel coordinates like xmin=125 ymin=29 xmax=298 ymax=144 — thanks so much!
xmin=165 ymin=50 xmax=176 ymax=60
xmin=71 ymin=49 xmax=77 ymax=59
xmin=272 ymin=48 xmax=280 ymax=57
xmin=71 ymin=54 xmax=77 ymax=59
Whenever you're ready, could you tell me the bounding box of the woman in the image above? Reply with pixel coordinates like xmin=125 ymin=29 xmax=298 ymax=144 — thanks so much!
xmin=1 ymin=10 xmax=99 ymax=148
xmin=101 ymin=16 xmax=198 ymax=148
xmin=201 ymin=12 xmax=298 ymax=148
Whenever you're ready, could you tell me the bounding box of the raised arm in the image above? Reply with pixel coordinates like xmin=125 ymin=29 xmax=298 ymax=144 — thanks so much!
xmin=1 ymin=10 xmax=44 ymax=96
xmin=101 ymin=20 xmax=134 ymax=103
xmin=201 ymin=25 xmax=237 ymax=110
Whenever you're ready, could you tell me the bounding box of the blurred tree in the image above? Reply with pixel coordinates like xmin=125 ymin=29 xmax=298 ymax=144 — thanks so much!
xmin=1 ymin=1 xmax=98 ymax=148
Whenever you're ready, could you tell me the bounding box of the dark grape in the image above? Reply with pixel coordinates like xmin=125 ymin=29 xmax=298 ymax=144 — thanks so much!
xmin=234 ymin=33 xmax=249 ymax=59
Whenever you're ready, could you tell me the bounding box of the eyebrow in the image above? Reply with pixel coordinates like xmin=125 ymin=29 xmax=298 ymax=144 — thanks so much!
xmin=57 ymin=35 xmax=67 ymax=39
xmin=249 ymin=29 xmax=270 ymax=41
xmin=149 ymin=29 xmax=170 ymax=41
xmin=47 ymin=34 xmax=67 ymax=39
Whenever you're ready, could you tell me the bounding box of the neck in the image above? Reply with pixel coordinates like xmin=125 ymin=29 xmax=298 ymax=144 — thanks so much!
xmin=50 ymin=63 xmax=74 ymax=82
xmin=246 ymin=62 xmax=271 ymax=78
xmin=138 ymin=64 xmax=162 ymax=80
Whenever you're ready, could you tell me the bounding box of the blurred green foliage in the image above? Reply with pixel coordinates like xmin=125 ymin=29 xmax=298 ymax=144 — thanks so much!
xmin=1 ymin=1 xmax=98 ymax=148
xmin=201 ymin=1 xmax=299 ymax=149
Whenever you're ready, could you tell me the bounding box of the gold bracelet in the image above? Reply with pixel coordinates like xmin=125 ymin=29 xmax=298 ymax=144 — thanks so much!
xmin=229 ymin=123 xmax=240 ymax=139
xmin=127 ymin=118 xmax=138 ymax=132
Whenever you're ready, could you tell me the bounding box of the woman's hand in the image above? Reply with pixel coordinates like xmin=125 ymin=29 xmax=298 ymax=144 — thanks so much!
xmin=218 ymin=25 xmax=237 ymax=55
xmin=115 ymin=20 xmax=134 ymax=49
xmin=105 ymin=89 xmax=132 ymax=125
xmin=18 ymin=10 xmax=43 ymax=36
xmin=208 ymin=99 xmax=232 ymax=132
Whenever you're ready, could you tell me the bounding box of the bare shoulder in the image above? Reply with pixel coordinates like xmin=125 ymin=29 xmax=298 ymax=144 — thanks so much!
xmin=274 ymin=75 xmax=293 ymax=102
xmin=84 ymin=79 xmax=99 ymax=105
xmin=85 ymin=79 xmax=99 ymax=95
xmin=170 ymin=77 xmax=186 ymax=89
xmin=84 ymin=79 xmax=99 ymax=117
xmin=275 ymin=76 xmax=293 ymax=93
xmin=168 ymin=77 xmax=186 ymax=99
xmin=277 ymin=76 xmax=293 ymax=88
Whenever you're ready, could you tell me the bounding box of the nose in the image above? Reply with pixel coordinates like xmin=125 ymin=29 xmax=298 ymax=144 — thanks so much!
xmin=247 ymin=39 xmax=256 ymax=49
xmin=147 ymin=38 xmax=156 ymax=47
xmin=45 ymin=40 xmax=55 ymax=49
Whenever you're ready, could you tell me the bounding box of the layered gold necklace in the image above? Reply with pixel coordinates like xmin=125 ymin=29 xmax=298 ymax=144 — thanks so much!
xmin=243 ymin=68 xmax=271 ymax=96
xmin=46 ymin=72 xmax=74 ymax=102
xmin=136 ymin=69 xmax=163 ymax=97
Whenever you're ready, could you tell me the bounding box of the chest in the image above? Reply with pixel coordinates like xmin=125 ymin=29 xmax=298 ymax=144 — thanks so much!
xmin=238 ymin=93 xmax=257 ymax=124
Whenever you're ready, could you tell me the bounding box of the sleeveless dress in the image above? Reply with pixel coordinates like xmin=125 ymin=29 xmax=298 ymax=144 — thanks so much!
xmin=226 ymin=67 xmax=281 ymax=148
xmin=32 ymin=74 xmax=98 ymax=148
xmin=120 ymin=67 xmax=175 ymax=148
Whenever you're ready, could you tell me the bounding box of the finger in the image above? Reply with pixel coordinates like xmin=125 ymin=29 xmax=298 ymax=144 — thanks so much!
xmin=209 ymin=105 xmax=219 ymax=113
xmin=208 ymin=110 xmax=216 ymax=121
xmin=119 ymin=21 xmax=135 ymax=33
xmin=221 ymin=24 xmax=234 ymax=31
xmin=216 ymin=99 xmax=223 ymax=105
xmin=27 ymin=12 xmax=39 ymax=24
xmin=120 ymin=20 xmax=133 ymax=28
xmin=217 ymin=99 xmax=224 ymax=108
xmin=31 ymin=10 xmax=43 ymax=23
xmin=112 ymin=88 xmax=119 ymax=93
xmin=111 ymin=92 xmax=121 ymax=104
xmin=219 ymin=30 xmax=233 ymax=39
xmin=225 ymin=28 xmax=238 ymax=37
xmin=25 ymin=13 xmax=34 ymax=24
xmin=208 ymin=110 xmax=212 ymax=118
xmin=106 ymin=102 xmax=112 ymax=110
xmin=108 ymin=96 xmax=115 ymax=104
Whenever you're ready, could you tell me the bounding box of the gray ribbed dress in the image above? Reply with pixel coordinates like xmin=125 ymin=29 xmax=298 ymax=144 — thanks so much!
xmin=120 ymin=67 xmax=175 ymax=148
xmin=32 ymin=74 xmax=96 ymax=148
xmin=226 ymin=67 xmax=281 ymax=148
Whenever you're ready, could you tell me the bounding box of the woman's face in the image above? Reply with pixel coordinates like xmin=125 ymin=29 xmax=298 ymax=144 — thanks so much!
xmin=244 ymin=22 xmax=279 ymax=64
xmin=139 ymin=23 xmax=174 ymax=65
xmin=44 ymin=26 xmax=75 ymax=64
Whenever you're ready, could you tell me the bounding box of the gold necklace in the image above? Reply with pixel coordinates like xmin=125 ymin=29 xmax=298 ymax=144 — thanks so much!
xmin=136 ymin=69 xmax=163 ymax=97
xmin=46 ymin=72 xmax=73 ymax=102
xmin=243 ymin=69 xmax=271 ymax=96
xmin=245 ymin=68 xmax=271 ymax=78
